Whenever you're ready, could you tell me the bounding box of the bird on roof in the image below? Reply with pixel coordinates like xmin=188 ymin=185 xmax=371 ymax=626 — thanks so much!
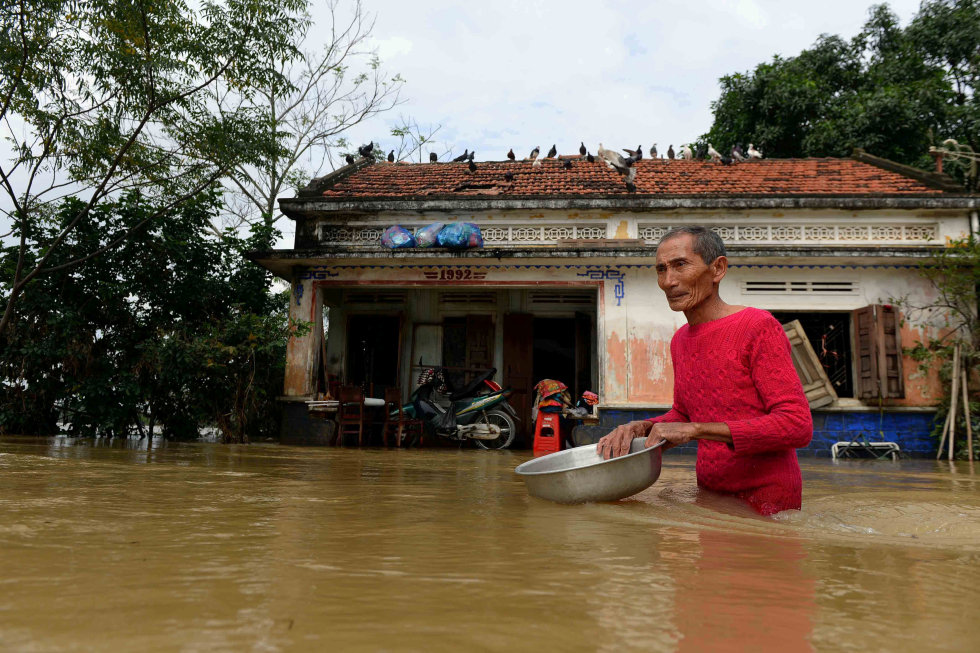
xmin=468 ymin=160 xmax=477 ymax=173
xmin=562 ymin=158 xmax=572 ymax=169
xmin=695 ymin=143 xmax=708 ymax=159
xmin=532 ymin=158 xmax=542 ymax=167
xmin=625 ymin=180 xmax=636 ymax=193
xmin=358 ymin=142 xmax=374 ymax=158
xmin=504 ymin=171 xmax=514 ymax=182
xmin=528 ymin=146 xmax=540 ymax=161
xmin=678 ymin=144 xmax=692 ymax=160
xmin=546 ymin=144 xmax=557 ymax=158
xmin=650 ymin=143 xmax=658 ymax=159
xmin=623 ymin=145 xmax=643 ymax=160
xmin=429 ymin=152 xmax=438 ymax=162
xmin=586 ymin=152 xmax=595 ymax=163
xmin=452 ymin=149 xmax=469 ymax=163
xmin=597 ymin=143 xmax=638 ymax=187
xmin=387 ymin=150 xmax=395 ymax=162
xmin=345 ymin=153 xmax=355 ymax=165
xmin=747 ymin=143 xmax=763 ymax=159
xmin=707 ymin=144 xmax=723 ymax=162
xmin=731 ymin=145 xmax=745 ymax=162
xmin=468 ymin=150 xmax=475 ymax=161
xmin=507 ymin=148 xmax=516 ymax=161
xmin=720 ymin=156 xmax=734 ymax=166
xmin=667 ymin=144 xmax=675 ymax=160
xmin=579 ymin=142 xmax=587 ymax=156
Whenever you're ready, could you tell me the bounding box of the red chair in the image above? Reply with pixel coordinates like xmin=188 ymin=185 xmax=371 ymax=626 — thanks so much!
xmin=382 ymin=386 xmax=424 ymax=447
xmin=533 ymin=411 xmax=563 ymax=455
xmin=337 ymin=385 xmax=365 ymax=446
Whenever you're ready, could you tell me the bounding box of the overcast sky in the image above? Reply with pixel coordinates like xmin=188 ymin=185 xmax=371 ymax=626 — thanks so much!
xmin=321 ymin=0 xmax=923 ymax=163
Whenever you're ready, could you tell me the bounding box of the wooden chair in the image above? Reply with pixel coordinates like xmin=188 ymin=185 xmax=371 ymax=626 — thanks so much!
xmin=382 ymin=386 xmax=424 ymax=447
xmin=337 ymin=385 xmax=365 ymax=446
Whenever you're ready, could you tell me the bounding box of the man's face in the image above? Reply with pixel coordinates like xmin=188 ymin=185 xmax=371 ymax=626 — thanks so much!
xmin=655 ymin=234 xmax=719 ymax=312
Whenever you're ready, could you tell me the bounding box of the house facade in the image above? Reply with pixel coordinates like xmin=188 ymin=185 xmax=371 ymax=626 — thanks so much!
xmin=249 ymin=150 xmax=979 ymax=455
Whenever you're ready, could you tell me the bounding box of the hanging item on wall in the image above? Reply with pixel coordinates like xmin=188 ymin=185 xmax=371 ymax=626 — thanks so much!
xmin=414 ymin=222 xmax=445 ymax=248
xmin=437 ymin=222 xmax=483 ymax=249
xmin=380 ymin=225 xmax=417 ymax=249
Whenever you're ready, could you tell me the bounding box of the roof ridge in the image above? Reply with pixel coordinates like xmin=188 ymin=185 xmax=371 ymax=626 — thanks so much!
xmin=297 ymin=157 xmax=375 ymax=197
xmin=850 ymin=148 xmax=964 ymax=193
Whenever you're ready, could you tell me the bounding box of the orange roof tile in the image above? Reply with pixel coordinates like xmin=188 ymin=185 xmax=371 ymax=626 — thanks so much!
xmin=319 ymin=157 xmax=947 ymax=199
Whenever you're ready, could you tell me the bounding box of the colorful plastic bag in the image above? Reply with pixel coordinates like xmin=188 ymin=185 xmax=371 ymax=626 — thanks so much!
xmin=414 ymin=222 xmax=445 ymax=248
xmin=380 ymin=225 xmax=416 ymax=249
xmin=437 ymin=222 xmax=483 ymax=249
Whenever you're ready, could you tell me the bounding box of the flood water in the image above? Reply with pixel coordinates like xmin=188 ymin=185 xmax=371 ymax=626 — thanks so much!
xmin=1 ymin=436 xmax=978 ymax=652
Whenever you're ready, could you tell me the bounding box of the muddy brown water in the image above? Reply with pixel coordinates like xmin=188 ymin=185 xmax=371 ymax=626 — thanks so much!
xmin=1 ymin=436 xmax=978 ymax=652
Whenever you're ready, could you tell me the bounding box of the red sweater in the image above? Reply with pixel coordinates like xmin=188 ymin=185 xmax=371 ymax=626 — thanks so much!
xmin=649 ymin=307 xmax=812 ymax=515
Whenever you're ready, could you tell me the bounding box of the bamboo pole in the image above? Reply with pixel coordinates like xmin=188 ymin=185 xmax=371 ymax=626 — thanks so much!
xmin=963 ymin=367 xmax=973 ymax=461
xmin=937 ymin=408 xmax=952 ymax=459
xmin=948 ymin=345 xmax=960 ymax=461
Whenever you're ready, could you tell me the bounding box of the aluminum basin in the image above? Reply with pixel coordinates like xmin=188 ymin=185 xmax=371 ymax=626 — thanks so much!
xmin=514 ymin=438 xmax=664 ymax=504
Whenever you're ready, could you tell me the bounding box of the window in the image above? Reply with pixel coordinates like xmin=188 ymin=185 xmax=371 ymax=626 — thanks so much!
xmin=772 ymin=305 xmax=905 ymax=402
xmin=772 ymin=312 xmax=854 ymax=398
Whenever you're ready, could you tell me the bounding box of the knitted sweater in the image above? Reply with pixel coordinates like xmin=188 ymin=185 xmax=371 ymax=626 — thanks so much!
xmin=648 ymin=307 xmax=812 ymax=515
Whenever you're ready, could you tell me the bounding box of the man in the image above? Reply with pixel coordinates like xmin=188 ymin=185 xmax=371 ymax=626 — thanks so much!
xmin=597 ymin=226 xmax=812 ymax=515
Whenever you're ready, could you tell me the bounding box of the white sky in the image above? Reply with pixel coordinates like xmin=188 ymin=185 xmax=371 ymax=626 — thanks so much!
xmin=323 ymin=0 xmax=923 ymax=162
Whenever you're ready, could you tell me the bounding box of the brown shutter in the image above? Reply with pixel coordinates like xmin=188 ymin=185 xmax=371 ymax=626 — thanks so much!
xmin=853 ymin=306 xmax=879 ymax=400
xmin=782 ymin=320 xmax=839 ymax=408
xmin=853 ymin=304 xmax=906 ymax=400
xmin=876 ymin=305 xmax=905 ymax=399
xmin=465 ymin=315 xmax=494 ymax=377
xmin=503 ymin=313 xmax=534 ymax=440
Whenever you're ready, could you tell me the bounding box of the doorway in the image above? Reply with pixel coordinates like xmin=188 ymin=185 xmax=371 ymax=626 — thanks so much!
xmin=345 ymin=314 xmax=401 ymax=397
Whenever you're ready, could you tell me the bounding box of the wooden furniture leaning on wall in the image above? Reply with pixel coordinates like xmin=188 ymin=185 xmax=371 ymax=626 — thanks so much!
xmin=382 ymin=386 xmax=424 ymax=447
xmin=337 ymin=385 xmax=365 ymax=446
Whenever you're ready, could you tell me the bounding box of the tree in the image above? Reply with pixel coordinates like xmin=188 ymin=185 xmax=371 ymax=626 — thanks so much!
xmin=705 ymin=1 xmax=978 ymax=189
xmin=220 ymin=1 xmax=451 ymax=232
xmin=0 ymin=191 xmax=300 ymax=442
xmin=895 ymin=236 xmax=979 ymax=458
xmin=0 ymin=0 xmax=306 ymax=336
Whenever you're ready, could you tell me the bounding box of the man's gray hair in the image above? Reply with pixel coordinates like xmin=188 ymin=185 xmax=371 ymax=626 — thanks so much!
xmin=657 ymin=226 xmax=727 ymax=264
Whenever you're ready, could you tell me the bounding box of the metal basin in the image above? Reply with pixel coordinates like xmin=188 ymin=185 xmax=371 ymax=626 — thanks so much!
xmin=514 ymin=438 xmax=664 ymax=504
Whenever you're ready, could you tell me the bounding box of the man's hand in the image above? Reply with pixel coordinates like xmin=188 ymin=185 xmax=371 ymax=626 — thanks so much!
xmin=597 ymin=420 xmax=654 ymax=460
xmin=645 ymin=422 xmax=701 ymax=450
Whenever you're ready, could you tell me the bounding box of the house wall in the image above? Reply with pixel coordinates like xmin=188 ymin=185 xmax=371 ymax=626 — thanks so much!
xmin=284 ymin=258 xmax=948 ymax=413
xmin=283 ymin=206 xmax=970 ymax=411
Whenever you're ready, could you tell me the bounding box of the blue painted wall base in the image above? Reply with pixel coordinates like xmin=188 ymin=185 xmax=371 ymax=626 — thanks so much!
xmin=570 ymin=408 xmax=940 ymax=458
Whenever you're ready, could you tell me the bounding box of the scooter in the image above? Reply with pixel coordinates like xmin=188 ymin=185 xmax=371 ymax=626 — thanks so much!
xmin=404 ymin=365 xmax=519 ymax=449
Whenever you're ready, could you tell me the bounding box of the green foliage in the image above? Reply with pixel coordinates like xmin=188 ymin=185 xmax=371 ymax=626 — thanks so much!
xmin=0 ymin=192 xmax=298 ymax=442
xmin=894 ymin=236 xmax=980 ymax=458
xmin=0 ymin=0 xmax=307 ymax=333
xmin=706 ymin=1 xmax=979 ymax=190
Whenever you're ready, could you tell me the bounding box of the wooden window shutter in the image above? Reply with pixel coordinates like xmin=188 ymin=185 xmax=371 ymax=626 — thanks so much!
xmin=852 ymin=305 xmax=905 ymax=400
xmin=876 ymin=305 xmax=905 ymax=399
xmin=854 ymin=306 xmax=879 ymax=399
xmin=782 ymin=320 xmax=839 ymax=409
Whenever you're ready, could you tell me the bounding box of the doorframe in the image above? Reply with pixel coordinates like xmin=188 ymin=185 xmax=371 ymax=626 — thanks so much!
xmin=314 ymin=278 xmax=607 ymax=408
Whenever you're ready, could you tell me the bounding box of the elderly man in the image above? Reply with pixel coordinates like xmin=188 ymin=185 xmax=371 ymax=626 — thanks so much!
xmin=597 ymin=226 xmax=812 ymax=515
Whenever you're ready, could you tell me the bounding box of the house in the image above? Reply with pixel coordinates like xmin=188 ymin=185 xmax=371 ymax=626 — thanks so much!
xmin=248 ymin=149 xmax=979 ymax=455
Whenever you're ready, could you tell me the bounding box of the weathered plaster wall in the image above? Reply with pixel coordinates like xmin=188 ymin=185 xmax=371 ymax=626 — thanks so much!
xmin=283 ymin=277 xmax=318 ymax=396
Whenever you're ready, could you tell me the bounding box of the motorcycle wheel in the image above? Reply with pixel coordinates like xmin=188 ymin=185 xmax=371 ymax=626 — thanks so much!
xmin=473 ymin=409 xmax=517 ymax=450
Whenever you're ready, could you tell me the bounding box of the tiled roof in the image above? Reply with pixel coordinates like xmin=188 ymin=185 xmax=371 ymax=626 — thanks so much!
xmin=319 ymin=157 xmax=948 ymax=199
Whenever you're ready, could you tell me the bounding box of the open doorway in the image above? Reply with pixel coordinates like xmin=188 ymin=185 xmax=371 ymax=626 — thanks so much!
xmin=532 ymin=315 xmax=593 ymax=400
xmin=345 ymin=314 xmax=401 ymax=398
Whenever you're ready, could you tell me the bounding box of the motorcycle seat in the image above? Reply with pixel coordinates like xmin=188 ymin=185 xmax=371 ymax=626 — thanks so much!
xmin=448 ymin=367 xmax=498 ymax=401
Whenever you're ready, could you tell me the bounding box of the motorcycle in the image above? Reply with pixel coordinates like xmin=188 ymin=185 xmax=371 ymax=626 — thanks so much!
xmin=403 ymin=364 xmax=519 ymax=449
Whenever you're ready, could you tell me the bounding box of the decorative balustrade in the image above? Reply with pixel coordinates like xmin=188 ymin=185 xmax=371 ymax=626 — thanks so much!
xmin=317 ymin=222 xmax=939 ymax=246
xmin=638 ymin=223 xmax=938 ymax=244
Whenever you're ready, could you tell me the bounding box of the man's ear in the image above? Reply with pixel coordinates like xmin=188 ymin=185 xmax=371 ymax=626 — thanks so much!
xmin=711 ymin=255 xmax=729 ymax=284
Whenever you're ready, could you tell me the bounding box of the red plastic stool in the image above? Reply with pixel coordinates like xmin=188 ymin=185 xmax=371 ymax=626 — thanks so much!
xmin=533 ymin=412 xmax=563 ymax=455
